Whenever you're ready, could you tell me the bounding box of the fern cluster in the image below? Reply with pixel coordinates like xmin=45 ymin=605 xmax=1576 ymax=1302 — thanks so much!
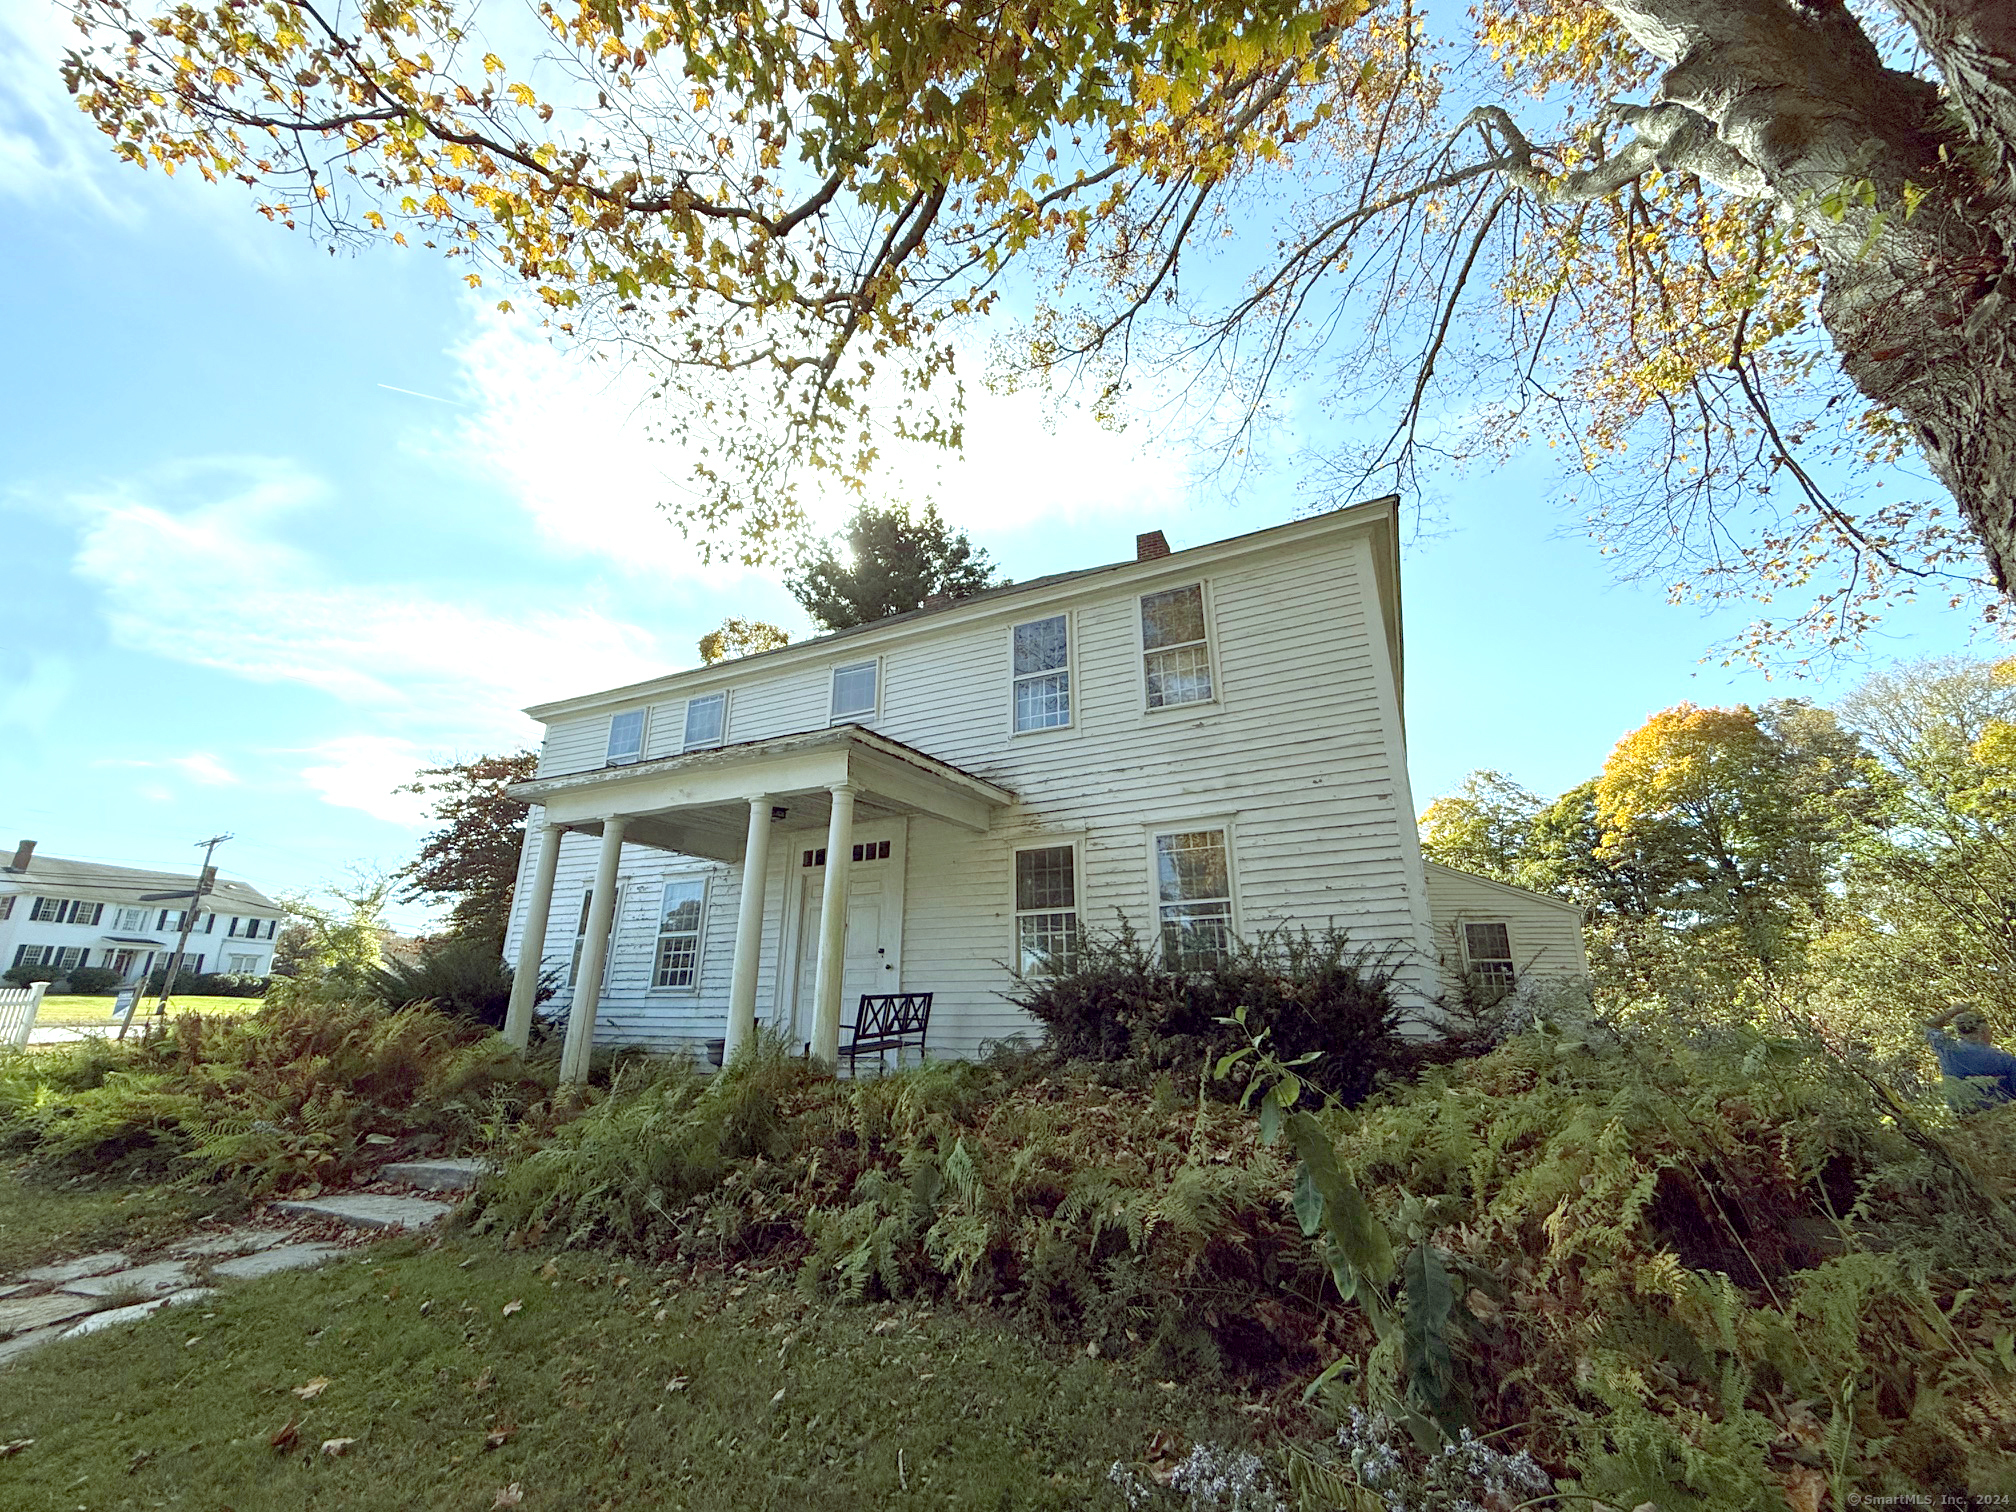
xmin=0 ymin=998 xmax=555 ymax=1193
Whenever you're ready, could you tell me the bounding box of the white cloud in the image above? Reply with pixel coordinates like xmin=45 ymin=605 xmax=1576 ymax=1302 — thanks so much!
xmin=63 ymin=455 xmax=677 ymax=822
xmin=299 ymin=735 xmax=435 ymax=826
xmin=0 ymin=7 xmax=129 ymax=214
xmin=91 ymin=751 xmax=243 ymax=786
xmin=439 ymin=304 xmax=1201 ymax=571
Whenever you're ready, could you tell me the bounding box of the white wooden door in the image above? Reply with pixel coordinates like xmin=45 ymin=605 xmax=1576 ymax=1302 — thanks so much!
xmin=787 ymin=864 xmax=901 ymax=1041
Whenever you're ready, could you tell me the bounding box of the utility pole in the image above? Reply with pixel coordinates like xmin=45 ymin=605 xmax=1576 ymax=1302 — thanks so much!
xmin=135 ymin=833 xmax=232 ymax=1032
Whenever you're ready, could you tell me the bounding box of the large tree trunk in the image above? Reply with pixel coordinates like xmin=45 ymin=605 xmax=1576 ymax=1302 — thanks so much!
xmin=1604 ymin=0 xmax=2016 ymax=591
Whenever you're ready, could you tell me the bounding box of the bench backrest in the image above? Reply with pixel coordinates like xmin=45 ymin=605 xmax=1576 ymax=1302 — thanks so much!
xmin=851 ymin=991 xmax=933 ymax=1039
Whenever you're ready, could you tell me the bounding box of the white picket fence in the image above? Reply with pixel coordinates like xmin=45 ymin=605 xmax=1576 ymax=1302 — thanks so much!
xmin=0 ymin=981 xmax=47 ymax=1051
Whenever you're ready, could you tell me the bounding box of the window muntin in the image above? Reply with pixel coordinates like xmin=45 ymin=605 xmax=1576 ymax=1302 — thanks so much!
xmin=1462 ymin=921 xmax=1516 ymax=1001
xmin=1155 ymin=828 xmax=1233 ymax=969
xmin=606 ymin=709 xmax=646 ymax=766
xmin=653 ymin=879 xmax=708 ymax=990
xmin=1013 ymin=844 xmax=1079 ymax=974
xmin=683 ymin=692 xmax=727 ymax=750
xmin=13 ymin=944 xmax=87 ymax=971
xmin=830 ymin=660 xmax=879 ymax=721
xmin=112 ymin=907 xmax=146 ymax=931
xmin=227 ymin=953 xmax=261 ymax=975
xmin=30 ymin=896 xmax=62 ymax=923
xmin=0 ymin=895 xmax=11 ymax=920
xmin=1012 ymin=615 xmax=1071 ymax=732
xmin=1140 ymin=585 xmax=1214 ymax=708
xmin=157 ymin=909 xmax=187 ymax=931
xmin=69 ymin=901 xmax=104 ymax=926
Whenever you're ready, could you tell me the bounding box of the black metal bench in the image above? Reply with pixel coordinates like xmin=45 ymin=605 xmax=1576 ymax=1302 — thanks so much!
xmin=841 ymin=991 xmax=933 ymax=1075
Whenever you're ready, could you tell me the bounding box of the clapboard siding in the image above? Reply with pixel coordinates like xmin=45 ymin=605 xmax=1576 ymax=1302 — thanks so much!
xmin=1422 ymin=862 xmax=1589 ymax=1002
xmin=509 ymin=509 xmax=1445 ymax=1058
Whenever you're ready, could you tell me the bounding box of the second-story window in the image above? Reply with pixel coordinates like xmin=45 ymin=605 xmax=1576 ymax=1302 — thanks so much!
xmin=606 ymin=709 xmax=645 ymax=766
xmin=683 ymin=691 xmax=727 ymax=750
xmin=1141 ymin=584 xmax=1214 ymax=708
xmin=831 ymin=660 xmax=879 ymax=721
xmin=1013 ymin=615 xmax=1071 ymax=731
xmin=69 ymin=901 xmax=104 ymax=926
xmin=30 ymin=896 xmax=63 ymax=923
xmin=114 ymin=906 xmax=146 ymax=931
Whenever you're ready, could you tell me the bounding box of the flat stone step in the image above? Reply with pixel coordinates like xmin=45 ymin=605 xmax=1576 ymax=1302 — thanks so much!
xmin=20 ymin=1251 xmax=131 ymax=1285
xmin=0 ymin=1293 xmax=102 ymax=1339
xmin=168 ymin=1228 xmax=291 ymax=1261
xmin=380 ymin=1158 xmax=488 ymax=1193
xmin=62 ymin=1288 xmax=214 ymax=1339
xmin=271 ymin=1194 xmax=454 ymax=1232
xmin=211 ymin=1243 xmax=345 ymax=1281
xmin=61 ymin=1260 xmax=197 ymax=1299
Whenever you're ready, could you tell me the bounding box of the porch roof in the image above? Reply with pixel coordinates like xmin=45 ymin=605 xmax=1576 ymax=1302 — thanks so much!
xmin=506 ymin=723 xmax=1016 ymax=863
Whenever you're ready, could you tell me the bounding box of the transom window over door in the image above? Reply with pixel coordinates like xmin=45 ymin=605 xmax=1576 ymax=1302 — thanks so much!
xmin=830 ymin=660 xmax=878 ymax=721
xmin=606 ymin=709 xmax=645 ymax=766
xmin=683 ymin=691 xmax=726 ymax=750
xmin=1013 ymin=844 xmax=1079 ymax=973
xmin=1140 ymin=585 xmax=1214 ymax=708
xmin=654 ymin=879 xmax=707 ymax=989
xmin=1155 ymin=828 xmax=1233 ymax=969
xmin=1012 ymin=615 xmax=1070 ymax=731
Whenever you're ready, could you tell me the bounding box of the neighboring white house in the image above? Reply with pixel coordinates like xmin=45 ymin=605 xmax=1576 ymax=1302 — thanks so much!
xmin=501 ymin=497 xmax=1588 ymax=1076
xmin=0 ymin=841 xmax=284 ymax=984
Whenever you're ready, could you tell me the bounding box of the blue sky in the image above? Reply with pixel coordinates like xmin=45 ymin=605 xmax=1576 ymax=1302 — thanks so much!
xmin=0 ymin=6 xmax=2000 ymax=930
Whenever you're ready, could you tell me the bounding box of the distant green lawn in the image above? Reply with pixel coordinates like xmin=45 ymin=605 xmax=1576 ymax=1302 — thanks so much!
xmin=0 ymin=1234 xmax=1267 ymax=1510
xmin=29 ymin=994 xmax=263 ymax=1027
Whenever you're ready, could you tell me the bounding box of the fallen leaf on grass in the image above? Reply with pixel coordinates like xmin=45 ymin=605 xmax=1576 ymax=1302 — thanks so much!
xmin=269 ymin=1419 xmax=299 ymax=1453
xmin=664 ymin=1375 xmax=690 ymax=1392
xmin=769 ymin=1387 xmax=786 ymax=1405
xmin=493 ymin=1484 xmax=524 ymax=1508
xmin=1778 ymin=1468 xmax=1825 ymax=1512
xmin=871 ymin=1318 xmax=901 ymax=1335
xmin=485 ymin=1423 xmax=518 ymax=1450
xmin=0 ymin=1440 xmax=32 ymax=1458
xmin=320 ymin=1438 xmax=356 ymax=1457
xmin=501 ymin=1299 xmax=523 ymax=1317
xmin=292 ymin=1377 xmax=331 ymax=1400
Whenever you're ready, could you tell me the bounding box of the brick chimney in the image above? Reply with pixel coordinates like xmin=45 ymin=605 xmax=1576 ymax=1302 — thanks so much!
xmin=1136 ymin=530 xmax=1170 ymax=561
xmin=7 ymin=839 xmax=34 ymax=873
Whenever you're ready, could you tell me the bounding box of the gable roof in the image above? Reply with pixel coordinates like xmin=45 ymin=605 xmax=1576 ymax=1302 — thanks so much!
xmin=0 ymin=850 xmax=281 ymax=912
xmin=1424 ymin=860 xmax=1586 ymax=918
xmin=524 ymin=494 xmax=1404 ymax=722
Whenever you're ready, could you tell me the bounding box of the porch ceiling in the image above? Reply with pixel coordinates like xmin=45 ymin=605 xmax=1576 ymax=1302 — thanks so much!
xmin=506 ymin=724 xmax=1016 ymax=861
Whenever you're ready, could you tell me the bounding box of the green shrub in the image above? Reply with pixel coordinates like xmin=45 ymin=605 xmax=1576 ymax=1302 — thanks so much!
xmin=370 ymin=937 xmax=529 ymax=1027
xmin=63 ymin=966 xmax=124 ymax=995
xmin=1008 ymin=921 xmax=1404 ymax=1104
xmin=3 ymin=964 xmax=58 ymax=987
xmin=191 ymin=972 xmax=267 ymax=998
xmin=143 ymin=967 xmax=203 ymax=994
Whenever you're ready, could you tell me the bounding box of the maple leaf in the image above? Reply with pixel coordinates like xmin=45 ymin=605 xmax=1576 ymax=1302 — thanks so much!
xmin=269 ymin=1418 xmax=299 ymax=1452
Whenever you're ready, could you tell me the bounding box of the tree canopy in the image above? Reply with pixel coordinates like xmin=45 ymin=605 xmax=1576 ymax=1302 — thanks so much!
xmin=61 ymin=0 xmax=2016 ymax=647
xmin=698 ymin=617 xmax=791 ymax=665
xmin=396 ymin=751 xmax=537 ymax=951
xmin=787 ymin=502 xmax=1002 ymax=629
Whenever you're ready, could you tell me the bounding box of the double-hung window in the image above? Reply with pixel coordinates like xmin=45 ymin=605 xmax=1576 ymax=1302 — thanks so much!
xmin=830 ymin=660 xmax=879 ymax=722
xmin=683 ymin=692 xmax=726 ymax=750
xmin=228 ymin=953 xmax=261 ymax=975
xmin=69 ymin=901 xmax=104 ymax=926
xmin=1012 ymin=615 xmax=1071 ymax=732
xmin=30 ymin=896 xmax=63 ymax=923
xmin=113 ymin=907 xmax=145 ymax=932
xmin=1154 ymin=828 xmax=1234 ymax=969
xmin=1140 ymin=585 xmax=1214 ymax=708
xmin=606 ymin=709 xmax=646 ymax=766
xmin=653 ymin=879 xmax=707 ymax=989
xmin=1013 ymin=844 xmax=1080 ymax=974
xmin=1462 ymin=922 xmax=1516 ymax=1002
xmin=0 ymin=896 xmax=11 ymax=920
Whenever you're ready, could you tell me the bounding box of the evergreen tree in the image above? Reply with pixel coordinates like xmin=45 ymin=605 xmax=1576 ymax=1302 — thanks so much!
xmin=787 ymin=504 xmax=1002 ymax=631
xmin=396 ymin=752 xmax=538 ymax=952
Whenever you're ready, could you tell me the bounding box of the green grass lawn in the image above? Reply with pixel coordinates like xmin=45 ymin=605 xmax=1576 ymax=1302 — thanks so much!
xmin=0 ymin=1236 xmax=1270 ymax=1511
xmin=0 ymin=1168 xmax=244 ymax=1275
xmin=29 ymin=994 xmax=263 ymax=1027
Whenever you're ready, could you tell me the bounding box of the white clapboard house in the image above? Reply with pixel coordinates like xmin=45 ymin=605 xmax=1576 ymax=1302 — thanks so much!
xmin=0 ymin=840 xmax=284 ymax=984
xmin=501 ymin=498 xmax=1587 ymax=1078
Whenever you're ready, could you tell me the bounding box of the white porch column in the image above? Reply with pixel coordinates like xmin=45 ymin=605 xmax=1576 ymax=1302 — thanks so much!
xmin=809 ymin=784 xmax=857 ymax=1070
xmin=558 ymin=816 xmax=628 ymax=1087
xmin=723 ymin=797 xmax=776 ymax=1065
xmin=503 ymin=821 xmax=564 ymax=1052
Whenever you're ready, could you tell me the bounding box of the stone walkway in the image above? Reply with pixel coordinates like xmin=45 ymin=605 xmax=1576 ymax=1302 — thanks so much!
xmin=0 ymin=1159 xmax=484 ymax=1368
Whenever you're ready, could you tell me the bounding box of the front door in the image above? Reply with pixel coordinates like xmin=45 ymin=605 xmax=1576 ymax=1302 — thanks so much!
xmin=786 ymin=839 xmax=902 ymax=1043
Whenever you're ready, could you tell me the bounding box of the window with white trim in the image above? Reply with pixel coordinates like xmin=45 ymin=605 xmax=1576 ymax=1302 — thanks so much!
xmin=30 ymin=896 xmax=63 ymax=923
xmin=1154 ymin=828 xmax=1233 ymax=969
xmin=157 ymin=909 xmax=187 ymax=931
xmin=1013 ymin=844 xmax=1079 ymax=974
xmin=1462 ymin=922 xmax=1516 ymax=1002
xmin=606 ymin=708 xmax=646 ymax=766
xmin=653 ymin=879 xmax=707 ymax=989
xmin=830 ymin=660 xmax=879 ymax=721
xmin=1012 ymin=615 xmax=1071 ymax=732
xmin=227 ymin=953 xmax=262 ymax=975
xmin=115 ymin=907 xmax=147 ymax=931
xmin=683 ymin=691 xmax=727 ymax=750
xmin=0 ymin=895 xmax=12 ymax=920
xmin=13 ymin=944 xmax=87 ymax=972
xmin=68 ymin=901 xmax=104 ymax=926
xmin=1140 ymin=585 xmax=1214 ymax=708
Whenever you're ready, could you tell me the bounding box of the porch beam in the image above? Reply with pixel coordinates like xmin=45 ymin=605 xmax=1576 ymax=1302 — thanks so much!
xmin=558 ymin=815 xmax=628 ymax=1086
xmin=724 ymin=797 xmax=775 ymax=1064
xmin=503 ymin=820 xmax=563 ymax=1052
xmin=809 ymin=783 xmax=857 ymax=1070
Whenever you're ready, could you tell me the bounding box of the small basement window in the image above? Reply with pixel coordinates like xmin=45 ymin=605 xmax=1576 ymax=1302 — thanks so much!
xmin=606 ymin=709 xmax=646 ymax=766
xmin=1462 ymin=921 xmax=1517 ymax=1001
xmin=683 ymin=691 xmax=727 ymax=750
